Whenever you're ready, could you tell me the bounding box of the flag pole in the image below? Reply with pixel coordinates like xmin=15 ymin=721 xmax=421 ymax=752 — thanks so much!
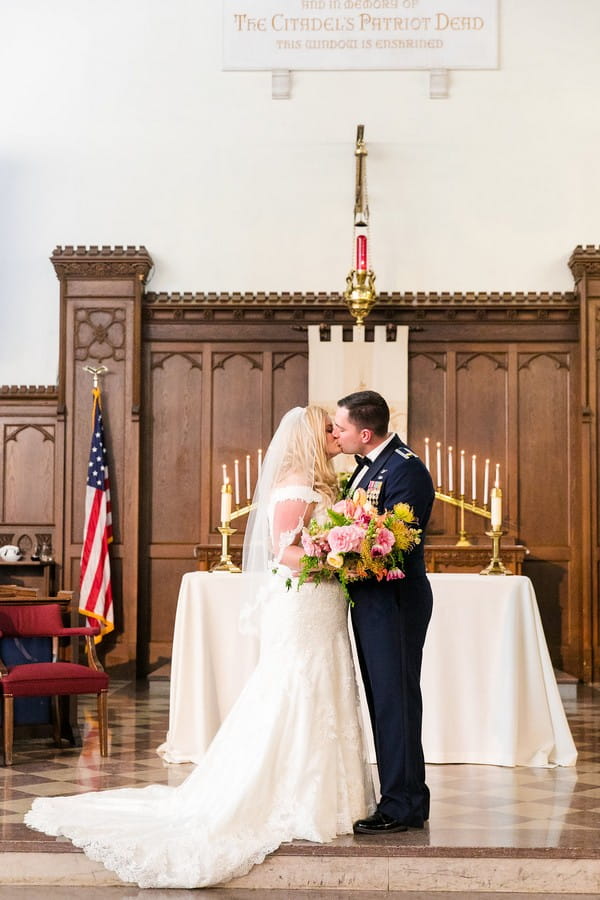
xmin=80 ymin=365 xmax=114 ymax=644
xmin=83 ymin=365 xmax=108 ymax=389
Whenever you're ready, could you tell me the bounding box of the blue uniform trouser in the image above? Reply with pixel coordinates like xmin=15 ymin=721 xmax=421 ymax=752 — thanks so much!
xmin=350 ymin=573 xmax=433 ymax=823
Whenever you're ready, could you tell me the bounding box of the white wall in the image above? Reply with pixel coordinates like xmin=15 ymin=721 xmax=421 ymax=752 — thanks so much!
xmin=1 ymin=0 xmax=599 ymax=385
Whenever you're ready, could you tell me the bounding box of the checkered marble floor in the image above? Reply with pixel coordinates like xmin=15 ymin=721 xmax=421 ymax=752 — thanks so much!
xmin=1 ymin=677 xmax=599 ymax=862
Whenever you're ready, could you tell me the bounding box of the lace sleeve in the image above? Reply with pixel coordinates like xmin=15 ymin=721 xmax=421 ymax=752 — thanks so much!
xmin=269 ymin=485 xmax=320 ymax=564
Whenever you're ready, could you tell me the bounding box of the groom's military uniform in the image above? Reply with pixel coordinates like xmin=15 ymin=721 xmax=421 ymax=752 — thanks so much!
xmin=347 ymin=434 xmax=435 ymax=827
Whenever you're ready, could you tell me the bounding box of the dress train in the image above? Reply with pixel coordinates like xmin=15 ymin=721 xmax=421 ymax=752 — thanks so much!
xmin=25 ymin=578 xmax=375 ymax=889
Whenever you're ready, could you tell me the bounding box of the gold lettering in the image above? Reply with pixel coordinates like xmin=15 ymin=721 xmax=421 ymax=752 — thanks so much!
xmin=435 ymin=13 xmax=484 ymax=31
xmin=358 ymin=14 xmax=431 ymax=31
xmin=232 ymin=13 xmax=267 ymax=32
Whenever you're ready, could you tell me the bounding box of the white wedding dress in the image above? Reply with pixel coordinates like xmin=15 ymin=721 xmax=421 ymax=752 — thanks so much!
xmin=25 ymin=486 xmax=375 ymax=889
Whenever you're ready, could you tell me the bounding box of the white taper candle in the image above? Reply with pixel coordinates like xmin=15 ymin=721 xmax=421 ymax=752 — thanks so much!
xmin=220 ymin=481 xmax=232 ymax=523
xmin=234 ymin=459 xmax=240 ymax=506
xmin=483 ymin=459 xmax=490 ymax=506
xmin=245 ymin=454 xmax=251 ymax=500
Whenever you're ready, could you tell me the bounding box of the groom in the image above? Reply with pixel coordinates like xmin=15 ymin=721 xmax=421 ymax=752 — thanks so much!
xmin=333 ymin=390 xmax=435 ymax=834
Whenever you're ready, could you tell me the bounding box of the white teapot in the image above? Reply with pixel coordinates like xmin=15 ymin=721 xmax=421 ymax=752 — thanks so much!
xmin=0 ymin=544 xmax=23 ymax=563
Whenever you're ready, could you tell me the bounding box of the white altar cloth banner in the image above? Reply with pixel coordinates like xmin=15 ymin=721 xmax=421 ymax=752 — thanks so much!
xmin=223 ymin=0 xmax=498 ymax=71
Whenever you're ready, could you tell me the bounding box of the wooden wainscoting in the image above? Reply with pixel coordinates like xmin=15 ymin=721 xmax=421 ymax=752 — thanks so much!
xmin=2 ymin=244 xmax=600 ymax=682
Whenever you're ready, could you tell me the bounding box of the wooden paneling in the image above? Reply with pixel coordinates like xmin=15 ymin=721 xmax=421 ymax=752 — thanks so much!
xmin=140 ymin=341 xmax=309 ymax=652
xmin=517 ymin=351 xmax=573 ymax=547
xmin=148 ymin=350 xmax=203 ymax=545
xmin=5 ymin=248 xmax=600 ymax=680
xmin=272 ymin=351 xmax=309 ymax=425
xmin=53 ymin=246 xmax=153 ymax=670
xmin=211 ymin=350 xmax=265 ymax=530
xmin=148 ymin=558 xmax=195 ymax=652
xmin=3 ymin=424 xmax=55 ymax=523
xmin=405 ymin=337 xmax=579 ymax=677
xmin=0 ymin=390 xmax=62 ymax=584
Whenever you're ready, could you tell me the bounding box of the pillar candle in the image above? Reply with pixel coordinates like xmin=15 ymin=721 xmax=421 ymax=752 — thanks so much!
xmin=471 ymin=455 xmax=477 ymax=501
xmin=460 ymin=450 xmax=465 ymax=496
xmin=245 ymin=454 xmax=251 ymax=500
xmin=483 ymin=458 xmax=490 ymax=506
xmin=424 ymin=437 xmax=430 ymax=471
xmin=234 ymin=459 xmax=240 ymax=506
xmin=436 ymin=442 xmax=442 ymax=488
xmin=491 ymin=487 xmax=502 ymax=530
xmin=220 ymin=482 xmax=232 ymax=523
xmin=447 ymin=446 xmax=453 ymax=493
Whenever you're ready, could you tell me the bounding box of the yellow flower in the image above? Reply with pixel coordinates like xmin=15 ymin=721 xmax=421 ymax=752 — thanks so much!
xmin=393 ymin=502 xmax=416 ymax=523
xmin=327 ymin=552 xmax=344 ymax=569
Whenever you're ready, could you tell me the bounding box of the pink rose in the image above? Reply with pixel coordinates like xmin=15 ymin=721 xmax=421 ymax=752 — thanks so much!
xmin=372 ymin=527 xmax=395 ymax=557
xmin=328 ymin=524 xmax=364 ymax=554
xmin=301 ymin=531 xmax=325 ymax=557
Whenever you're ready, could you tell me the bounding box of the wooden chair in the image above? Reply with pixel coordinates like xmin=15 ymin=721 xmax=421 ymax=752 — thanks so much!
xmin=0 ymin=604 xmax=109 ymax=765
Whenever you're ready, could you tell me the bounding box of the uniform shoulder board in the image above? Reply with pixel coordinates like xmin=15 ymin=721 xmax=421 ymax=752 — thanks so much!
xmin=395 ymin=447 xmax=418 ymax=460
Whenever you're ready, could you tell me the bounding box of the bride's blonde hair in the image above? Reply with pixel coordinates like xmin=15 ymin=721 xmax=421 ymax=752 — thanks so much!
xmin=275 ymin=406 xmax=338 ymax=505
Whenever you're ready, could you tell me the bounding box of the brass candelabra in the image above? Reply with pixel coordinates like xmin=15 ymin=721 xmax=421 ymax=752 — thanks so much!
xmin=434 ymin=488 xmax=511 ymax=575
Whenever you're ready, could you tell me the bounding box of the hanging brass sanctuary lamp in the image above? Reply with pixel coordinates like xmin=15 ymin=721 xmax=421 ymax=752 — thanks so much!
xmin=343 ymin=124 xmax=378 ymax=325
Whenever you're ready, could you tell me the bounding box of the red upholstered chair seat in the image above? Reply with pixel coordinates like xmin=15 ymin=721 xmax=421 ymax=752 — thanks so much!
xmin=2 ymin=662 xmax=109 ymax=697
xmin=0 ymin=604 xmax=110 ymax=765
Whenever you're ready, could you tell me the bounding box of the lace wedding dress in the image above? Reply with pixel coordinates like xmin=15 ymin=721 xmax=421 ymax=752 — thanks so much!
xmin=25 ymin=486 xmax=375 ymax=889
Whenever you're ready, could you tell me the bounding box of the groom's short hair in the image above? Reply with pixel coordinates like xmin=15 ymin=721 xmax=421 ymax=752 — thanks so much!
xmin=337 ymin=390 xmax=389 ymax=437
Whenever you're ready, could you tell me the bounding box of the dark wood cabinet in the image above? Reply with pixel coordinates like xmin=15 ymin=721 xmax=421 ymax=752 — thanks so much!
xmin=0 ymin=560 xmax=57 ymax=596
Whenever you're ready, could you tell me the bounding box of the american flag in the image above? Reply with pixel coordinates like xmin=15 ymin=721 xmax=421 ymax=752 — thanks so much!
xmin=79 ymin=387 xmax=114 ymax=642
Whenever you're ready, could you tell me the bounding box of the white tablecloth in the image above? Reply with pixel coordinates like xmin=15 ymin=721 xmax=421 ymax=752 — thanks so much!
xmin=157 ymin=572 xmax=577 ymax=768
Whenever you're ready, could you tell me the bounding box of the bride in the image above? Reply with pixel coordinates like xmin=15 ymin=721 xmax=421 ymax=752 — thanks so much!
xmin=25 ymin=406 xmax=375 ymax=889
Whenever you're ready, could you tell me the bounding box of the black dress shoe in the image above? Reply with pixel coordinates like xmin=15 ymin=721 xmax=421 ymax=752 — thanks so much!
xmin=353 ymin=811 xmax=408 ymax=834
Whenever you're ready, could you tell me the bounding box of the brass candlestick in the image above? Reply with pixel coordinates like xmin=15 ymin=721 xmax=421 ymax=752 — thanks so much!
xmin=210 ymin=501 xmax=255 ymax=574
xmin=211 ymin=524 xmax=241 ymax=573
xmin=480 ymin=528 xmax=513 ymax=576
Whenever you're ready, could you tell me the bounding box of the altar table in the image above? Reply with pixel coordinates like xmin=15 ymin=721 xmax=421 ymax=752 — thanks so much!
xmin=157 ymin=572 xmax=577 ymax=769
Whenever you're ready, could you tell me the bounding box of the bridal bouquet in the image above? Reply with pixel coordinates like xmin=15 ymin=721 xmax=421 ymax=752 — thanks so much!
xmin=297 ymin=488 xmax=422 ymax=603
